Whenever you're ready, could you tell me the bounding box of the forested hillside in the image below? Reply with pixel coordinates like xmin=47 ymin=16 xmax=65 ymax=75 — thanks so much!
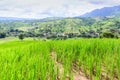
xmin=0 ymin=17 xmax=120 ymax=39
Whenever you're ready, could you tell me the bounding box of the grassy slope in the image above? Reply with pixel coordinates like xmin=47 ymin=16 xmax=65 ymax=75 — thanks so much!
xmin=0 ymin=39 xmax=120 ymax=80
xmin=2 ymin=17 xmax=120 ymax=33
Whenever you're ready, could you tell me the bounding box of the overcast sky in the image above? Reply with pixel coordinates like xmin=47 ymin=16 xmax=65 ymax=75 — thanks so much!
xmin=0 ymin=0 xmax=120 ymax=18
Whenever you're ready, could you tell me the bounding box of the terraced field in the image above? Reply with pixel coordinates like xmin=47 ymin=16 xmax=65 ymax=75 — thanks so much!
xmin=0 ymin=39 xmax=119 ymax=80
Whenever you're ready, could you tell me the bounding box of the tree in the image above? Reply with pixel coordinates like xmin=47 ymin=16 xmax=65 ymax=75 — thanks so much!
xmin=18 ymin=34 xmax=24 ymax=40
xmin=0 ymin=32 xmax=6 ymax=38
xmin=100 ymin=32 xmax=118 ymax=38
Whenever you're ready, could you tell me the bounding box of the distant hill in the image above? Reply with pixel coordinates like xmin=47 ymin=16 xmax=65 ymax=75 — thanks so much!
xmin=0 ymin=17 xmax=65 ymax=23
xmin=81 ymin=5 xmax=120 ymax=17
xmin=0 ymin=16 xmax=120 ymax=38
xmin=0 ymin=17 xmax=35 ymax=22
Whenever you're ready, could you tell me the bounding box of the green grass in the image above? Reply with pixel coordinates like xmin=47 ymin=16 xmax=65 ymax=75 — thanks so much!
xmin=0 ymin=39 xmax=119 ymax=80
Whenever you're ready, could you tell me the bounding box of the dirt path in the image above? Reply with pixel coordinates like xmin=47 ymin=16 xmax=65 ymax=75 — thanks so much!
xmin=74 ymin=74 xmax=88 ymax=80
xmin=50 ymin=51 xmax=88 ymax=80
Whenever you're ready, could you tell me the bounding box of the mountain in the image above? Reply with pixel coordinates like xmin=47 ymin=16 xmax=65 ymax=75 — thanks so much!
xmin=37 ymin=17 xmax=65 ymax=22
xmin=0 ymin=17 xmax=35 ymax=22
xmin=0 ymin=17 xmax=65 ymax=23
xmin=81 ymin=5 xmax=120 ymax=17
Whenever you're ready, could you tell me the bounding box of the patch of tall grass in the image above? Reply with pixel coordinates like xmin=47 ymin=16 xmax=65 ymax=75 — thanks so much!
xmin=0 ymin=39 xmax=119 ymax=80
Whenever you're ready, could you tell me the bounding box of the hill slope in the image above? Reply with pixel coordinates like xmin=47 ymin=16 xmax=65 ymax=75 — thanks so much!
xmin=82 ymin=5 xmax=120 ymax=17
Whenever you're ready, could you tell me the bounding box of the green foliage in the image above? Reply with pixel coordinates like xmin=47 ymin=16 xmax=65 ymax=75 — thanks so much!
xmin=1 ymin=17 xmax=120 ymax=39
xmin=0 ymin=32 xmax=6 ymax=38
xmin=18 ymin=34 xmax=24 ymax=40
xmin=100 ymin=32 xmax=118 ymax=38
xmin=0 ymin=39 xmax=119 ymax=80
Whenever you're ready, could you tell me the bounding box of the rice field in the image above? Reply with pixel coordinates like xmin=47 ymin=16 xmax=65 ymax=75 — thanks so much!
xmin=0 ymin=39 xmax=120 ymax=80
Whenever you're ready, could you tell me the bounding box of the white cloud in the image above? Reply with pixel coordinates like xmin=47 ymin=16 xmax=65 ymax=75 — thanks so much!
xmin=0 ymin=0 xmax=120 ymax=18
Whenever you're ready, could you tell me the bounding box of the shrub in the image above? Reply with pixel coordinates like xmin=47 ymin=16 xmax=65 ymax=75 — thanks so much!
xmin=18 ymin=34 xmax=24 ymax=40
xmin=0 ymin=32 xmax=6 ymax=38
xmin=100 ymin=32 xmax=118 ymax=38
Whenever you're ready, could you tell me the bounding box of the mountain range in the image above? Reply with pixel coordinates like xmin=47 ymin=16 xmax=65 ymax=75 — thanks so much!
xmin=82 ymin=5 xmax=120 ymax=17
xmin=0 ymin=5 xmax=120 ymax=21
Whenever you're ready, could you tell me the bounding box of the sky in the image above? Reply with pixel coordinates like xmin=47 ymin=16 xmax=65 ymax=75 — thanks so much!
xmin=0 ymin=0 xmax=120 ymax=18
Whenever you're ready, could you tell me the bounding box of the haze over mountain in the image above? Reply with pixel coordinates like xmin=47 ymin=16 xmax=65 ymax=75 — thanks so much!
xmin=0 ymin=0 xmax=120 ymax=18
xmin=82 ymin=5 xmax=120 ymax=17
xmin=0 ymin=17 xmax=34 ymax=21
xmin=1 ymin=4 xmax=120 ymax=21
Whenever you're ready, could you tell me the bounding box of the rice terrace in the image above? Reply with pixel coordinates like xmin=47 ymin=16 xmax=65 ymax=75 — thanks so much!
xmin=1 ymin=0 xmax=120 ymax=80
xmin=0 ymin=39 xmax=119 ymax=80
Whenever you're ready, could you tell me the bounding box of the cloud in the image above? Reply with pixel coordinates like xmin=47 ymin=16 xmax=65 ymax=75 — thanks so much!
xmin=87 ymin=0 xmax=104 ymax=4
xmin=0 ymin=0 xmax=120 ymax=18
xmin=84 ymin=0 xmax=120 ymax=6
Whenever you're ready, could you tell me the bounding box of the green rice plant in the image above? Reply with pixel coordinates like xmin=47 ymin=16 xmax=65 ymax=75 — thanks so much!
xmin=0 ymin=39 xmax=119 ymax=80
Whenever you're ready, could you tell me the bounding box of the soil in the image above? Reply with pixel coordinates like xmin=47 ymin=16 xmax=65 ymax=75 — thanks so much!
xmin=50 ymin=51 xmax=88 ymax=80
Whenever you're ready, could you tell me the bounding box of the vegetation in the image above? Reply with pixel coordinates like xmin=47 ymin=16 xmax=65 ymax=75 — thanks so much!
xmin=18 ymin=34 xmax=24 ymax=40
xmin=0 ymin=39 xmax=119 ymax=80
xmin=0 ymin=16 xmax=120 ymax=79
xmin=100 ymin=32 xmax=118 ymax=38
xmin=0 ymin=17 xmax=120 ymax=39
xmin=1 ymin=3 xmax=120 ymax=80
xmin=0 ymin=32 xmax=6 ymax=38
